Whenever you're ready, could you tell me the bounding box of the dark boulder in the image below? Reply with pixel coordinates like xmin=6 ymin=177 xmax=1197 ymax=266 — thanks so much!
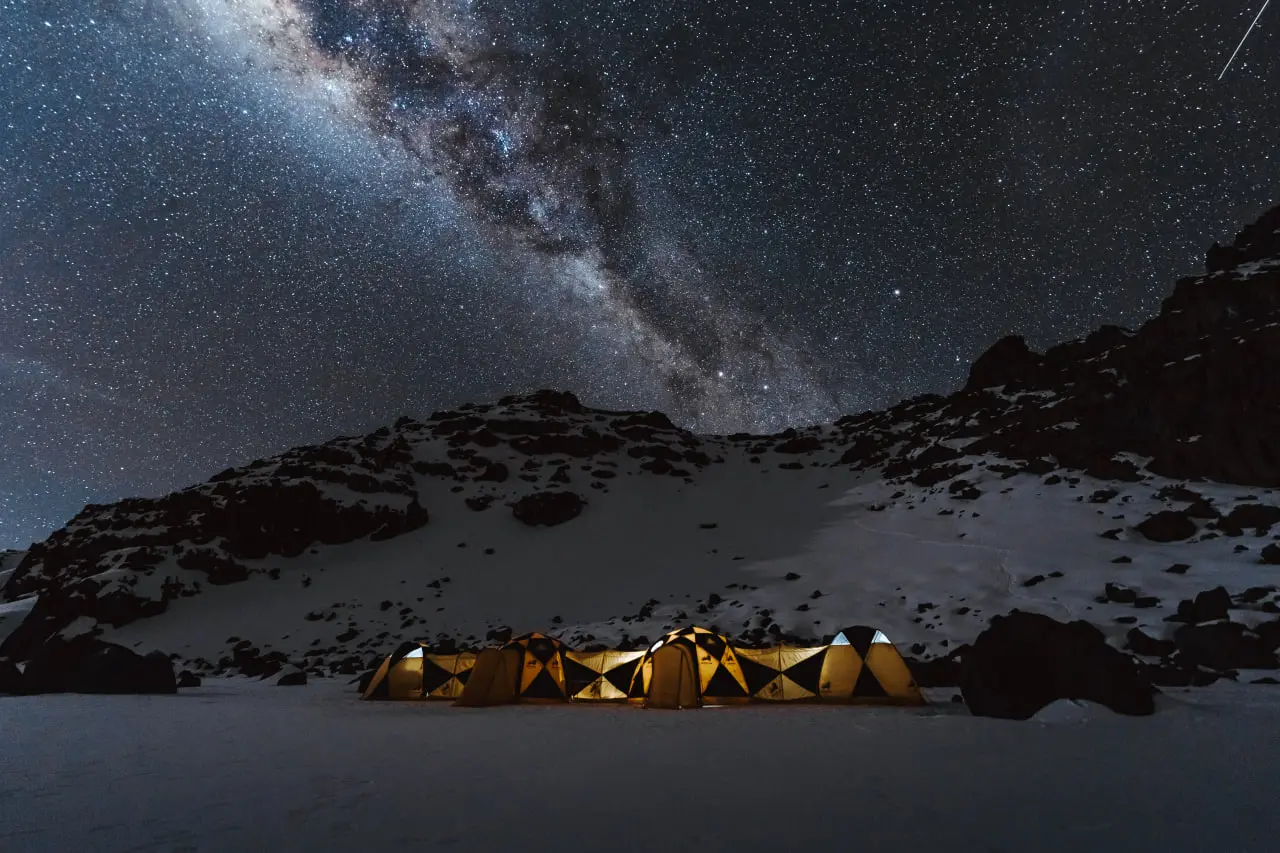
xmin=0 ymin=660 xmax=23 ymax=694
xmin=1141 ymin=662 xmax=1222 ymax=688
xmin=475 ymin=462 xmax=510 ymax=483
xmin=22 ymin=636 xmax=177 ymax=695
xmin=1216 ymin=504 xmax=1280 ymax=536
xmin=510 ymin=490 xmax=586 ymax=527
xmin=1125 ymin=627 xmax=1177 ymax=658
xmin=1173 ymin=622 xmax=1278 ymax=671
xmin=277 ymin=670 xmax=307 ymax=686
xmin=1135 ymin=511 xmax=1198 ymax=542
xmin=1260 ymin=544 xmax=1280 ymax=565
xmin=1103 ymin=583 xmax=1138 ymax=604
xmin=959 ymin=611 xmax=1156 ymax=720
xmin=176 ymin=670 xmax=202 ymax=688
xmin=1254 ymin=619 xmax=1280 ymax=651
xmin=1167 ymin=587 xmax=1232 ymax=625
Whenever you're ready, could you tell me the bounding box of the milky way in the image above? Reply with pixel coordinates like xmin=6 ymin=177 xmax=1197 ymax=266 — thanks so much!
xmin=2 ymin=0 xmax=1278 ymax=546
xmin=186 ymin=0 xmax=840 ymax=430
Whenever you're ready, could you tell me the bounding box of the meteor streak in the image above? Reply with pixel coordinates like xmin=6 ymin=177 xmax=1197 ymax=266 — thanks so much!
xmin=1219 ymin=0 xmax=1272 ymax=80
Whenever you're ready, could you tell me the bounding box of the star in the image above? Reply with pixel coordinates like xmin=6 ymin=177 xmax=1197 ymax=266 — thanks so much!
xmin=0 ymin=1 xmax=1276 ymax=546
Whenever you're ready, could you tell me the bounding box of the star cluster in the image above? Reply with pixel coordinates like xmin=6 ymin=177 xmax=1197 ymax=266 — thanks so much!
xmin=1 ymin=0 xmax=1276 ymax=547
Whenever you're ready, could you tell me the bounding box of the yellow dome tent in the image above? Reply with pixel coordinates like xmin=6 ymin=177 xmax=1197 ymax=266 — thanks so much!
xmin=630 ymin=627 xmax=752 ymax=707
xmin=361 ymin=642 xmax=477 ymax=701
xmin=363 ymin=624 xmax=924 ymax=709
xmin=457 ymin=632 xmax=571 ymax=705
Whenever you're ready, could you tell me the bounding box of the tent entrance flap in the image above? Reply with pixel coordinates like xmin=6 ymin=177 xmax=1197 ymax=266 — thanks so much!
xmin=645 ymin=644 xmax=701 ymax=709
xmin=456 ymin=647 xmax=519 ymax=706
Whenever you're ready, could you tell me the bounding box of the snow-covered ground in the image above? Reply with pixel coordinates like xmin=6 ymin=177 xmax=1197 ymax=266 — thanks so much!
xmin=2 ymin=678 xmax=1278 ymax=852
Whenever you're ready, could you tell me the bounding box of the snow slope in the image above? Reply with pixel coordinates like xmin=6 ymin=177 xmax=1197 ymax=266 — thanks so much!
xmin=1 ymin=677 xmax=1277 ymax=853
xmin=92 ymin=455 xmax=1280 ymax=676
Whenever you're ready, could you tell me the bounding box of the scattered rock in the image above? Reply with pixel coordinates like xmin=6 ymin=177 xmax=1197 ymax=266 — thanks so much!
xmin=1216 ymin=504 xmax=1280 ymax=536
xmin=1103 ymin=583 xmax=1138 ymax=604
xmin=510 ymin=491 xmax=586 ymax=527
xmin=277 ymin=670 xmax=308 ymax=686
xmin=1135 ymin=510 xmax=1197 ymax=542
xmin=1173 ymin=622 xmax=1279 ymax=671
xmin=1125 ymin=627 xmax=1176 ymax=658
xmin=1167 ymin=587 xmax=1232 ymax=625
xmin=176 ymin=670 xmax=202 ymax=688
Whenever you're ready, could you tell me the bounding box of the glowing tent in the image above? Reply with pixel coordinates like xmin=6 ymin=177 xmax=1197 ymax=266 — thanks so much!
xmin=629 ymin=627 xmax=752 ymax=707
xmin=361 ymin=642 xmax=477 ymax=700
xmin=363 ymin=624 xmax=923 ymax=709
xmin=563 ymin=649 xmax=645 ymax=701
xmin=458 ymin=632 xmax=570 ymax=705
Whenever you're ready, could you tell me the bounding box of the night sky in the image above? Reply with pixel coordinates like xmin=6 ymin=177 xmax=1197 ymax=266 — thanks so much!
xmin=2 ymin=0 xmax=1277 ymax=548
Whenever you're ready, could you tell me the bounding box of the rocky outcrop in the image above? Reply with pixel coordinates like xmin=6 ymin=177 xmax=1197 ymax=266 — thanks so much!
xmin=1 ymin=391 xmax=723 ymax=662
xmin=964 ymin=335 xmax=1044 ymax=392
xmin=20 ymin=636 xmax=177 ymax=695
xmin=4 ymin=204 xmax=1280 ymax=676
xmin=1205 ymin=204 xmax=1280 ymax=272
xmin=959 ymin=611 xmax=1156 ymax=720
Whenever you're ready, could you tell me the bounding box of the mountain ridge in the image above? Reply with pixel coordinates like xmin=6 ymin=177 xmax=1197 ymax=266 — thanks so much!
xmin=3 ymin=202 xmax=1280 ymax=684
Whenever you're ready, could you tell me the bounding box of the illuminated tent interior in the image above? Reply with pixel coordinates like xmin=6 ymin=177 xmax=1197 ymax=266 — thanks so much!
xmin=362 ymin=626 xmax=924 ymax=708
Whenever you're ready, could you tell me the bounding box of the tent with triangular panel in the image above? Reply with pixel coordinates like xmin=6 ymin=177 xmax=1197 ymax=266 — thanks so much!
xmin=629 ymin=627 xmax=752 ymax=705
xmin=362 ymin=642 xmax=477 ymax=701
xmin=821 ymin=626 xmax=924 ymax=704
xmin=498 ymin=632 xmax=571 ymax=702
xmin=733 ymin=645 xmax=829 ymax=701
xmin=563 ymin=649 xmax=645 ymax=701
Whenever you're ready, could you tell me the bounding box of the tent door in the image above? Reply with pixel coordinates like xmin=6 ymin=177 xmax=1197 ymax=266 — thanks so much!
xmin=456 ymin=648 xmax=518 ymax=706
xmin=645 ymin=644 xmax=701 ymax=710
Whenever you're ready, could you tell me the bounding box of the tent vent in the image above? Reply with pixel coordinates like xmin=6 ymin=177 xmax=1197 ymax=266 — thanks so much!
xmin=831 ymin=633 xmax=851 ymax=646
xmin=405 ymin=648 xmax=424 ymax=658
xmin=648 ymin=639 xmax=665 ymax=653
xmin=871 ymin=631 xmax=891 ymax=645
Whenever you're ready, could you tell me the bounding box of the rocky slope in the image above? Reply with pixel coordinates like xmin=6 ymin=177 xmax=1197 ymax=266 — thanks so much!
xmin=4 ymin=203 xmax=1280 ymax=687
